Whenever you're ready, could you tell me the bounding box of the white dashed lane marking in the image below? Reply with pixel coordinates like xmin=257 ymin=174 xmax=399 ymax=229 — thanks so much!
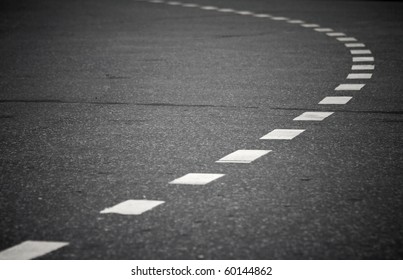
xmin=345 ymin=43 xmax=365 ymax=48
xmin=301 ymin=23 xmax=320 ymax=28
xmin=100 ymin=200 xmax=164 ymax=215
xmin=271 ymin=16 xmax=289 ymax=20
xmin=167 ymin=1 xmax=181 ymax=5
xmin=293 ymin=112 xmax=334 ymax=121
xmin=352 ymin=65 xmax=375 ymax=70
xmin=287 ymin=20 xmax=304 ymax=24
xmin=315 ymin=28 xmax=333 ymax=32
xmin=347 ymin=73 xmax=373 ymax=79
xmin=201 ymin=6 xmax=218 ymax=10
xmin=0 ymin=241 xmax=68 ymax=260
xmin=335 ymin=84 xmax=365 ymax=91
xmin=253 ymin=14 xmax=271 ymax=18
xmin=337 ymin=37 xmax=357 ymax=42
xmin=260 ymin=129 xmax=305 ymax=140
xmin=326 ymin=32 xmax=346 ymax=37
xmin=182 ymin=3 xmax=199 ymax=8
xmin=217 ymin=8 xmax=234 ymax=12
xmin=350 ymin=49 xmax=372 ymax=55
xmin=353 ymin=56 xmax=374 ymax=62
xmin=216 ymin=150 xmax=271 ymax=164
xmin=319 ymin=96 xmax=353 ymax=105
xmin=169 ymin=173 xmax=225 ymax=185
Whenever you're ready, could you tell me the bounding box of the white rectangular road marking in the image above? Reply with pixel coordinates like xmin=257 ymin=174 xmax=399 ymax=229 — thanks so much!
xmin=335 ymin=84 xmax=365 ymax=91
xmin=345 ymin=43 xmax=365 ymax=48
xmin=302 ymin=24 xmax=320 ymax=27
xmin=347 ymin=73 xmax=373 ymax=79
xmin=288 ymin=20 xmax=304 ymax=24
xmin=100 ymin=200 xmax=164 ymax=215
xmin=337 ymin=37 xmax=357 ymax=42
xmin=350 ymin=49 xmax=372 ymax=55
xmin=217 ymin=8 xmax=234 ymax=12
xmin=167 ymin=1 xmax=181 ymax=5
xmin=260 ymin=129 xmax=305 ymax=140
xmin=201 ymin=6 xmax=218 ymax=10
xmin=216 ymin=150 xmax=271 ymax=164
xmin=293 ymin=112 xmax=334 ymax=121
xmin=149 ymin=0 xmax=164 ymax=3
xmin=271 ymin=16 xmax=288 ymax=20
xmin=326 ymin=32 xmax=346 ymax=37
xmin=182 ymin=3 xmax=198 ymax=8
xmin=236 ymin=11 xmax=253 ymax=15
xmin=0 ymin=241 xmax=68 ymax=260
xmin=319 ymin=96 xmax=352 ymax=105
xmin=315 ymin=28 xmax=333 ymax=32
xmin=253 ymin=14 xmax=271 ymax=18
xmin=169 ymin=173 xmax=225 ymax=185
xmin=352 ymin=65 xmax=375 ymax=70
xmin=353 ymin=56 xmax=374 ymax=62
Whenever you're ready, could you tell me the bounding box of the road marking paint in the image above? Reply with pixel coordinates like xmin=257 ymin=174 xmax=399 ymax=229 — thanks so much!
xmin=169 ymin=173 xmax=225 ymax=185
xmin=253 ymin=14 xmax=272 ymax=18
xmin=0 ymin=241 xmax=68 ymax=260
xmin=301 ymin=24 xmax=320 ymax=28
xmin=217 ymin=8 xmax=234 ymax=12
xmin=149 ymin=0 xmax=164 ymax=3
xmin=319 ymin=96 xmax=352 ymax=104
xmin=201 ymin=6 xmax=218 ymax=10
xmin=337 ymin=37 xmax=357 ymax=42
xmin=335 ymin=84 xmax=365 ymax=91
xmin=293 ymin=112 xmax=334 ymax=121
xmin=347 ymin=73 xmax=373 ymax=79
xmin=352 ymin=65 xmax=375 ymax=70
xmin=315 ymin=28 xmax=333 ymax=32
xmin=182 ymin=3 xmax=198 ymax=7
xmin=260 ymin=129 xmax=305 ymax=140
xmin=216 ymin=150 xmax=271 ymax=164
xmin=352 ymin=56 xmax=374 ymax=62
xmin=167 ymin=1 xmax=181 ymax=5
xmin=100 ymin=200 xmax=164 ymax=215
xmin=271 ymin=16 xmax=289 ymax=20
xmin=235 ymin=10 xmax=254 ymax=15
xmin=326 ymin=32 xmax=346 ymax=37
xmin=287 ymin=20 xmax=304 ymax=24
xmin=345 ymin=43 xmax=365 ymax=48
xmin=350 ymin=49 xmax=372 ymax=55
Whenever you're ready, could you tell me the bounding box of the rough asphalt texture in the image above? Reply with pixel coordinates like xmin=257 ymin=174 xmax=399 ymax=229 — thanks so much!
xmin=0 ymin=0 xmax=402 ymax=259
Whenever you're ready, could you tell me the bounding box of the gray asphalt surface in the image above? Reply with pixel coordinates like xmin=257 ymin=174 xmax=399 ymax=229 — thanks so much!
xmin=0 ymin=0 xmax=402 ymax=259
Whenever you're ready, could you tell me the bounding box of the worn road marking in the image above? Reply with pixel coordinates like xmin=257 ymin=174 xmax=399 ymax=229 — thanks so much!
xmin=260 ymin=129 xmax=305 ymax=140
xmin=288 ymin=20 xmax=304 ymax=24
xmin=335 ymin=84 xmax=365 ymax=91
xmin=345 ymin=43 xmax=365 ymax=48
xmin=149 ymin=0 xmax=164 ymax=3
xmin=326 ymin=32 xmax=346 ymax=37
xmin=350 ymin=49 xmax=372 ymax=55
xmin=167 ymin=1 xmax=181 ymax=5
xmin=216 ymin=150 xmax=271 ymax=163
xmin=315 ymin=28 xmax=333 ymax=32
xmin=182 ymin=3 xmax=198 ymax=8
xmin=353 ymin=56 xmax=374 ymax=62
xmin=352 ymin=65 xmax=375 ymax=70
xmin=319 ymin=96 xmax=352 ymax=105
xmin=302 ymin=24 xmax=320 ymax=28
xmin=337 ymin=37 xmax=357 ymax=42
xmin=271 ymin=16 xmax=288 ymax=20
xmin=201 ymin=6 xmax=218 ymax=10
xmin=235 ymin=10 xmax=254 ymax=15
xmin=253 ymin=14 xmax=271 ymax=18
xmin=217 ymin=8 xmax=234 ymax=12
xmin=100 ymin=200 xmax=164 ymax=215
xmin=169 ymin=173 xmax=225 ymax=185
xmin=293 ymin=112 xmax=334 ymax=121
xmin=347 ymin=73 xmax=373 ymax=79
xmin=0 ymin=241 xmax=68 ymax=260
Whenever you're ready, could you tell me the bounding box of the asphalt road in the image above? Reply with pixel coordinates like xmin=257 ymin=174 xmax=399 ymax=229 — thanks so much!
xmin=0 ymin=0 xmax=402 ymax=259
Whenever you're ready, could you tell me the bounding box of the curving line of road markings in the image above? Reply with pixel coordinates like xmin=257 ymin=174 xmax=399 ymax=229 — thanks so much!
xmin=0 ymin=0 xmax=376 ymax=259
